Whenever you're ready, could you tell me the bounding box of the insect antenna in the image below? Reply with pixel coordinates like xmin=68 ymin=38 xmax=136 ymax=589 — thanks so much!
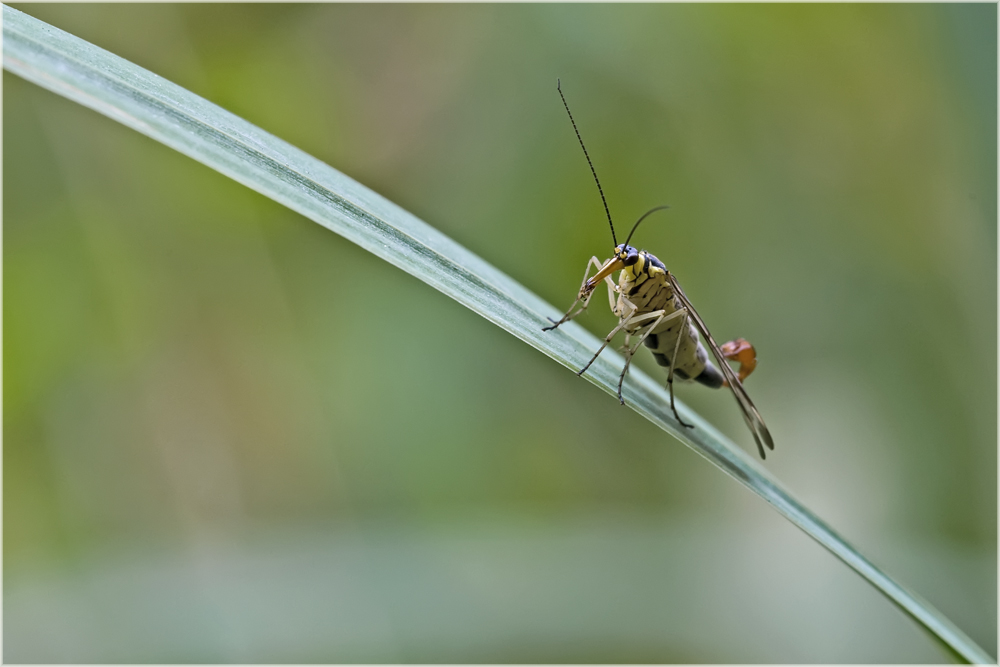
xmin=557 ymin=79 xmax=617 ymax=246
xmin=624 ymin=205 xmax=670 ymax=247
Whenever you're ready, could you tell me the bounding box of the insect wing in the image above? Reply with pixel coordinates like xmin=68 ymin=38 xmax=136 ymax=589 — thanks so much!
xmin=668 ymin=273 xmax=775 ymax=459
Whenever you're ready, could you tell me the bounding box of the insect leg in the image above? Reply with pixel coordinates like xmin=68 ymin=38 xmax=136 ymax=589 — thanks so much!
xmin=665 ymin=308 xmax=695 ymax=429
xmin=620 ymin=331 xmax=631 ymax=354
xmin=575 ymin=301 xmax=639 ymax=377
xmin=603 ymin=265 xmax=619 ymax=312
xmin=614 ymin=308 xmax=687 ymax=404
xmin=543 ymin=256 xmax=604 ymax=331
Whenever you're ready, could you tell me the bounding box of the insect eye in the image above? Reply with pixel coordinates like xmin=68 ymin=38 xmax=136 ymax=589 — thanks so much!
xmin=623 ymin=251 xmax=639 ymax=266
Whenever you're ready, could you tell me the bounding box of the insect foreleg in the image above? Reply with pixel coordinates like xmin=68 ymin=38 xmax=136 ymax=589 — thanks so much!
xmin=542 ymin=256 xmax=605 ymax=331
xmin=664 ymin=308 xmax=695 ymax=429
xmin=603 ymin=267 xmax=618 ymax=311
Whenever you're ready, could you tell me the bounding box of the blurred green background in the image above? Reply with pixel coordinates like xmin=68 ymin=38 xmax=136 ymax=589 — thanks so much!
xmin=4 ymin=3 xmax=996 ymax=663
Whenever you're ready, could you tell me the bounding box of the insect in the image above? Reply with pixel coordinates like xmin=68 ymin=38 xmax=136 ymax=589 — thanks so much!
xmin=543 ymin=80 xmax=774 ymax=459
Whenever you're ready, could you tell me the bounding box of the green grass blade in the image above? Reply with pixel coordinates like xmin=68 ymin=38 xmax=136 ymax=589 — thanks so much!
xmin=3 ymin=6 xmax=992 ymax=664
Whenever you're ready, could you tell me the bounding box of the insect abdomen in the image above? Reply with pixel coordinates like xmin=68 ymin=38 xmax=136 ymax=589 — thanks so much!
xmin=644 ymin=333 xmax=725 ymax=389
xmin=692 ymin=361 xmax=725 ymax=388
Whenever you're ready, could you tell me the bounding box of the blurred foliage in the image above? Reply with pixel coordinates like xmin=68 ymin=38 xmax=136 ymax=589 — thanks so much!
xmin=4 ymin=4 xmax=995 ymax=663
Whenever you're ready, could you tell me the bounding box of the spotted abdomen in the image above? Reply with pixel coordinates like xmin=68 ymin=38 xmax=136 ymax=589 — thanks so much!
xmin=643 ymin=330 xmax=725 ymax=389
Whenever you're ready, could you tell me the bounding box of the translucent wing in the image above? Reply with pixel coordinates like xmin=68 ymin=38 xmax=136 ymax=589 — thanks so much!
xmin=668 ymin=272 xmax=774 ymax=459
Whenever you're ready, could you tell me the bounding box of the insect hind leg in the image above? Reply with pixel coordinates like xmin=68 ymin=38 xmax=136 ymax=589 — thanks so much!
xmin=665 ymin=309 xmax=695 ymax=429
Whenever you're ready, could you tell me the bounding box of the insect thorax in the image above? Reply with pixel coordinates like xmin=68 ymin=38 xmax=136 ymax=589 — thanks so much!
xmin=613 ymin=250 xmax=711 ymax=381
xmin=605 ymin=240 xmax=766 ymax=446
xmin=615 ymin=251 xmax=677 ymax=325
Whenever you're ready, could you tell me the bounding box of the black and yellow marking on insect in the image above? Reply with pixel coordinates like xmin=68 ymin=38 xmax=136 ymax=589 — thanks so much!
xmin=544 ymin=80 xmax=774 ymax=459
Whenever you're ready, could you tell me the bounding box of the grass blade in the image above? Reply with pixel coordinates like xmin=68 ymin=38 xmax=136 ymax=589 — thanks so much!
xmin=3 ymin=6 xmax=992 ymax=663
